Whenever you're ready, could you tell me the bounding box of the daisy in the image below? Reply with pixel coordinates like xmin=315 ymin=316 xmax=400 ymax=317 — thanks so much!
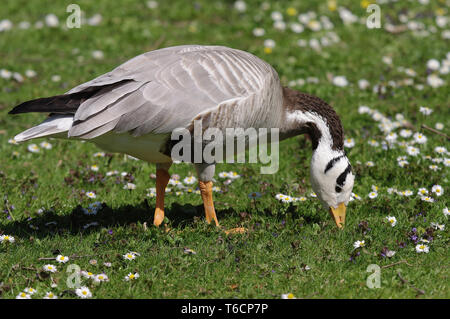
xmin=413 ymin=132 xmax=427 ymax=144
xmin=435 ymin=123 xmax=444 ymax=130
xmin=365 ymin=161 xmax=375 ymax=167
xmin=344 ymin=138 xmax=355 ymax=148
xmin=183 ymin=176 xmax=197 ymax=185
xmin=368 ymin=139 xmax=379 ymax=147
xmin=353 ymin=240 xmax=365 ymax=249
xmin=218 ymin=172 xmax=229 ymax=178
xmin=426 ymin=59 xmax=440 ymax=70
xmin=75 ymin=286 xmax=92 ymax=299
xmin=56 ymin=255 xmax=69 ymax=263
xmin=39 ymin=141 xmax=52 ymax=150
xmin=275 ymin=194 xmax=286 ymax=201
xmin=419 ymin=106 xmax=433 ymax=115
xmin=0 ymin=235 xmax=15 ymax=243
xmin=400 ymin=190 xmax=413 ymax=196
xmin=93 ymin=152 xmax=105 ymax=157
xmin=398 ymin=160 xmax=409 ymax=167
xmin=358 ymin=79 xmax=370 ymax=90
xmin=399 ymin=129 xmax=412 ymax=138
xmin=431 ymin=223 xmax=445 ymax=231
xmin=431 ymin=185 xmax=443 ymax=196
xmin=281 ymin=293 xmax=296 ymax=299
xmin=94 ymin=273 xmax=109 ymax=283
xmin=386 ymin=216 xmax=397 ymax=227
xmin=123 ymin=183 xmax=136 ymax=190
xmin=27 ymin=144 xmax=40 ymax=153
xmin=42 ymin=264 xmax=57 ymax=273
xmin=351 ymin=193 xmax=361 ymax=200
xmin=444 ymin=158 xmax=450 ymax=167
xmin=281 ymin=196 xmax=294 ymax=203
xmin=8 ymin=138 xmax=18 ymax=144
xmin=310 ymin=192 xmax=317 ymax=198
xmin=16 ymin=292 xmax=31 ymax=299
xmin=90 ymin=165 xmax=99 ymax=172
xmin=406 ymin=146 xmax=420 ymax=156
xmin=234 ymin=0 xmax=246 ymax=12
xmin=415 ymin=244 xmax=429 ymax=253
xmin=124 ymin=272 xmax=140 ymax=281
xmin=43 ymin=292 xmax=57 ymax=299
xmin=123 ymin=252 xmax=137 ymax=260
xmin=332 ymin=76 xmax=348 ymax=87
xmin=24 ymin=288 xmax=37 ymax=295
xmin=434 ymin=146 xmax=447 ymax=154
xmin=368 ymin=192 xmax=378 ymax=199
xmin=417 ymin=188 xmax=428 ymax=196
xmin=429 ymin=165 xmax=440 ymax=171
xmin=385 ymin=132 xmax=397 ymax=143
xmin=86 ymin=191 xmax=96 ymax=199
xmin=420 ymin=196 xmax=435 ymax=203
xmin=252 ymin=27 xmax=265 ymax=37
xmin=444 ymin=207 xmax=449 ymax=217
xmin=228 ymin=171 xmax=241 ymax=179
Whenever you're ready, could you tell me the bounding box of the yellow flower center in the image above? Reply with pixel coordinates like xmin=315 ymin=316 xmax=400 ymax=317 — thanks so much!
xmin=287 ymin=293 xmax=294 ymax=299
xmin=264 ymin=47 xmax=272 ymax=54
xmin=130 ymin=274 xmax=135 ymax=279
xmin=286 ymin=7 xmax=297 ymax=16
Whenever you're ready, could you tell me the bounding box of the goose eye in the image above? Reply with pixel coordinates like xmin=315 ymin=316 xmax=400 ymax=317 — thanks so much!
xmin=335 ymin=185 xmax=342 ymax=193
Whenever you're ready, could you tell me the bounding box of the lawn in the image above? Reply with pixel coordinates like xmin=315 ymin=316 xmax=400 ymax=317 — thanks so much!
xmin=0 ymin=0 xmax=449 ymax=299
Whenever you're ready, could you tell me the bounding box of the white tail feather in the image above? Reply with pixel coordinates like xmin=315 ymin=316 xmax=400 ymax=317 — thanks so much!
xmin=14 ymin=115 xmax=74 ymax=142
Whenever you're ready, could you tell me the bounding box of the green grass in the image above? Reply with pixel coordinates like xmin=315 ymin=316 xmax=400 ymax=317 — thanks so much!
xmin=0 ymin=0 xmax=449 ymax=299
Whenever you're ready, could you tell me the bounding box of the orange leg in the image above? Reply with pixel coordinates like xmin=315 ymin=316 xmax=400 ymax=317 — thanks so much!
xmin=154 ymin=168 xmax=170 ymax=227
xmin=198 ymin=181 xmax=219 ymax=226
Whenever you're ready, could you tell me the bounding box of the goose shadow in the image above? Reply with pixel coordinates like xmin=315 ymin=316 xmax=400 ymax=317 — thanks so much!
xmin=1 ymin=199 xmax=323 ymax=239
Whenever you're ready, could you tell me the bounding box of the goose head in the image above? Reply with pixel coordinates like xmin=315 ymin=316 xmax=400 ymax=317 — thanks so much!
xmin=310 ymin=147 xmax=355 ymax=228
xmin=282 ymin=87 xmax=354 ymax=228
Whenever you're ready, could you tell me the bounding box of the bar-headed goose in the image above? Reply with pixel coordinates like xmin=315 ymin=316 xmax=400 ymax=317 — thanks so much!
xmin=10 ymin=45 xmax=354 ymax=228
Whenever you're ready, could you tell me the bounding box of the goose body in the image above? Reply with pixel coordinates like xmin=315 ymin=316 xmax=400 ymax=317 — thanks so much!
xmin=10 ymin=45 xmax=354 ymax=228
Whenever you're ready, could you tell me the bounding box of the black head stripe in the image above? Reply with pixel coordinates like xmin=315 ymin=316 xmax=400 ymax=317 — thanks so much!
xmin=336 ymin=164 xmax=352 ymax=187
xmin=324 ymin=155 xmax=345 ymax=174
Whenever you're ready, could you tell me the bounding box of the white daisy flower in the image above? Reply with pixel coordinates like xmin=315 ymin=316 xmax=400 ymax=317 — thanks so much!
xmin=407 ymin=146 xmax=420 ymax=156
xmin=124 ymin=272 xmax=140 ymax=281
xmin=263 ymin=39 xmax=276 ymax=48
xmin=16 ymin=292 xmax=31 ymax=299
xmin=386 ymin=216 xmax=397 ymax=227
xmin=56 ymin=255 xmax=69 ymax=263
xmin=444 ymin=207 xmax=449 ymax=217
xmin=94 ymin=273 xmax=109 ymax=283
xmin=183 ymin=176 xmax=197 ymax=185
xmin=417 ymin=188 xmax=428 ymax=196
xmin=228 ymin=171 xmax=241 ymax=179
xmin=24 ymin=287 xmax=37 ymax=295
xmin=419 ymin=106 xmax=433 ymax=115
xmin=86 ymin=191 xmax=96 ymax=199
xmin=90 ymin=165 xmax=99 ymax=172
xmin=344 ymin=138 xmax=355 ymax=148
xmin=431 ymin=185 xmax=443 ymax=196
xmin=368 ymin=139 xmax=379 ymax=147
xmin=27 ymin=144 xmax=40 ymax=153
xmin=420 ymin=196 xmax=435 ymax=203
xmin=332 ymin=75 xmax=348 ymax=87
xmin=42 ymin=264 xmax=57 ymax=273
xmin=398 ymin=160 xmax=409 ymax=167
xmin=75 ymin=286 xmax=92 ymax=298
xmin=434 ymin=146 xmax=447 ymax=154
xmin=218 ymin=172 xmax=229 ymax=178
xmin=0 ymin=235 xmax=15 ymax=243
xmin=399 ymin=129 xmax=412 ymax=138
xmin=426 ymin=59 xmax=440 ymax=70
xmin=435 ymin=123 xmax=444 ymax=130
xmin=39 ymin=141 xmax=52 ymax=150
xmin=358 ymin=79 xmax=370 ymax=90
xmin=368 ymin=192 xmax=378 ymax=199
xmin=365 ymin=161 xmax=375 ymax=167
xmin=43 ymin=292 xmax=57 ymax=299
xmin=123 ymin=252 xmax=137 ymax=260
xmin=353 ymin=240 xmax=365 ymax=249
xmin=281 ymin=293 xmax=296 ymax=299
xmin=415 ymin=244 xmax=429 ymax=253
xmin=123 ymin=183 xmax=136 ymax=190
xmin=429 ymin=164 xmax=440 ymax=171
xmin=234 ymin=0 xmax=246 ymax=12
xmin=413 ymin=132 xmax=427 ymax=144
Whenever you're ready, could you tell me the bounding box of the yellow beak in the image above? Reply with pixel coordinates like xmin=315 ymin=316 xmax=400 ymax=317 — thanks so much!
xmin=329 ymin=202 xmax=346 ymax=229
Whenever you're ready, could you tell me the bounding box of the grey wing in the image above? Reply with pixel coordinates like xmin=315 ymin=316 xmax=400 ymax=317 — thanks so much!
xmin=68 ymin=45 xmax=280 ymax=139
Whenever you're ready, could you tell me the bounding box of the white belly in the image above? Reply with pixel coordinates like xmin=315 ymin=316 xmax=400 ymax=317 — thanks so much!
xmin=91 ymin=132 xmax=172 ymax=163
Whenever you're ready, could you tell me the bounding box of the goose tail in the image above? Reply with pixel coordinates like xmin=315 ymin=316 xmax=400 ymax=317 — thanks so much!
xmin=13 ymin=115 xmax=74 ymax=143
